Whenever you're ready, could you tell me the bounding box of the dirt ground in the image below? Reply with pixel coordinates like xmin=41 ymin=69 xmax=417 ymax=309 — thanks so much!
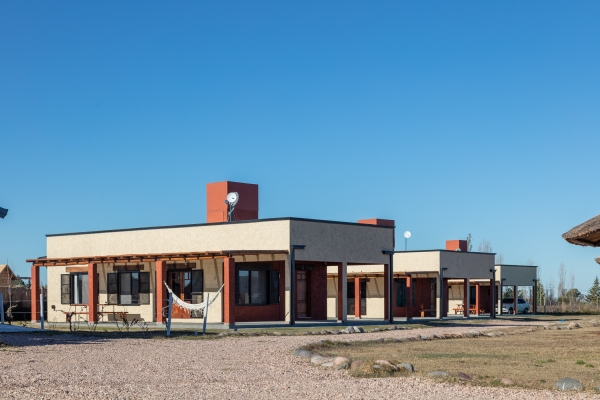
xmin=0 ymin=318 xmax=598 ymax=399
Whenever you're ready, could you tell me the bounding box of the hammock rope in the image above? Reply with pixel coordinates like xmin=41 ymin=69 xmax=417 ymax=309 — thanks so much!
xmin=163 ymin=281 xmax=224 ymax=316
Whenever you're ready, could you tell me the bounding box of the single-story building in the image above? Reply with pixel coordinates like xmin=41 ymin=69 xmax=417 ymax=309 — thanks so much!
xmin=28 ymin=181 xmax=395 ymax=326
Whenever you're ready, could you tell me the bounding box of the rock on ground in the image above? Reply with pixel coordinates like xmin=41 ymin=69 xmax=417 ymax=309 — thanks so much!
xmin=555 ymin=378 xmax=584 ymax=391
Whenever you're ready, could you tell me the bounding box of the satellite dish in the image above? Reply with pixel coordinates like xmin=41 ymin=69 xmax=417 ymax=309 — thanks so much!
xmin=226 ymin=192 xmax=239 ymax=206
xmin=455 ymin=248 xmax=462 ymax=251
xmin=404 ymin=231 xmax=411 ymax=239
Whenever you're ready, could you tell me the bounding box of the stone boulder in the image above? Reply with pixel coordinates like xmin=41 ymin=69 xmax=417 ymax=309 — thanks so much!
xmin=350 ymin=360 xmax=365 ymax=370
xmin=568 ymin=322 xmax=580 ymax=330
xmin=397 ymin=363 xmax=414 ymax=372
xmin=429 ymin=371 xmax=450 ymax=377
xmin=293 ymin=349 xmax=313 ymax=359
xmin=333 ymin=357 xmax=350 ymax=367
xmin=500 ymin=378 xmax=514 ymax=385
xmin=457 ymin=372 xmax=472 ymax=381
xmin=375 ymin=360 xmax=398 ymax=371
xmin=555 ymin=378 xmax=583 ymax=391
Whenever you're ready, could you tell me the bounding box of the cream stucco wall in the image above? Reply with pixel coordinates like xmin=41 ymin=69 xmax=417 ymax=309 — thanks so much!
xmin=47 ymin=220 xmax=291 ymax=258
xmin=394 ymin=251 xmax=494 ymax=279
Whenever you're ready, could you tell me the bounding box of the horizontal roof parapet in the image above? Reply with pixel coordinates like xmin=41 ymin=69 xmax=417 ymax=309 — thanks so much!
xmin=27 ymin=250 xmax=289 ymax=267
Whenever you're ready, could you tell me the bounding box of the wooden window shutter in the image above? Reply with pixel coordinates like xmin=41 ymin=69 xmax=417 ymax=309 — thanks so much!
xmin=61 ymin=274 xmax=70 ymax=304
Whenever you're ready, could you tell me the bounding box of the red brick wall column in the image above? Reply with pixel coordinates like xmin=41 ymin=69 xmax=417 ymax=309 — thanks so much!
xmin=87 ymin=263 xmax=98 ymax=323
xmin=224 ymin=257 xmax=235 ymax=326
xmin=31 ymin=265 xmax=40 ymax=322
xmin=354 ymin=277 xmax=361 ymax=319
xmin=463 ymin=278 xmax=469 ymax=318
xmin=155 ymin=261 xmax=167 ymax=323
xmin=406 ymin=275 xmax=412 ymax=320
xmin=384 ymin=264 xmax=389 ymax=320
xmin=475 ymin=283 xmax=480 ymax=316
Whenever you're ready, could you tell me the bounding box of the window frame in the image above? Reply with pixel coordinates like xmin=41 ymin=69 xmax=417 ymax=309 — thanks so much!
xmin=61 ymin=272 xmax=90 ymax=305
xmin=106 ymin=271 xmax=150 ymax=306
xmin=235 ymin=263 xmax=279 ymax=306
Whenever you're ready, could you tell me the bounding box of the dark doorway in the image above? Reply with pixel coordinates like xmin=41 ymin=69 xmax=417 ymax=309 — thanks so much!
xmin=347 ymin=280 xmax=367 ymax=316
xmin=168 ymin=270 xmax=192 ymax=319
xmin=296 ymin=270 xmax=311 ymax=318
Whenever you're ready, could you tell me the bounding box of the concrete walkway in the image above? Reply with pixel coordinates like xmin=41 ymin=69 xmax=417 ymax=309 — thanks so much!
xmin=0 ymin=323 xmax=40 ymax=333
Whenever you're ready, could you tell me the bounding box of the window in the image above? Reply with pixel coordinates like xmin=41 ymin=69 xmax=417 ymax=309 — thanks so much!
xmin=396 ymin=278 xmax=407 ymax=307
xmin=235 ymin=264 xmax=279 ymax=305
xmin=61 ymin=273 xmax=88 ymax=304
xmin=107 ymin=272 xmax=150 ymax=305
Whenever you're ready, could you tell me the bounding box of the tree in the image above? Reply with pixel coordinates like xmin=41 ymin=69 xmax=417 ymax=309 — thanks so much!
xmin=496 ymin=253 xmax=504 ymax=264
xmin=478 ymin=239 xmax=493 ymax=253
xmin=558 ymin=262 xmax=566 ymax=300
xmin=537 ymin=279 xmax=546 ymax=305
xmin=466 ymin=234 xmax=472 ymax=252
xmin=586 ymin=277 xmax=600 ymax=304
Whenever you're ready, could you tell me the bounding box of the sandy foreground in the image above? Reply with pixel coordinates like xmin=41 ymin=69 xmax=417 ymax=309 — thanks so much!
xmin=0 ymin=320 xmax=597 ymax=399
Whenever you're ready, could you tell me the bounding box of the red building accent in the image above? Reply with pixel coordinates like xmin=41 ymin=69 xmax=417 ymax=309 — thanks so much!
xmin=406 ymin=275 xmax=412 ymax=321
xmin=155 ymin=261 xmax=167 ymax=323
xmin=358 ymin=219 xmax=395 ymax=248
xmin=234 ymin=261 xmax=286 ymax=322
xmin=206 ymin=181 xmax=259 ymax=223
xmin=223 ymin=257 xmax=235 ymax=325
xmin=337 ymin=263 xmax=344 ymax=322
xmin=87 ymin=263 xmax=98 ymax=322
xmin=475 ymin=283 xmax=480 ymax=316
xmin=463 ymin=278 xmax=469 ymax=318
xmin=31 ymin=265 xmax=40 ymax=322
xmin=354 ymin=277 xmax=361 ymax=319
xmin=446 ymin=240 xmax=468 ymax=252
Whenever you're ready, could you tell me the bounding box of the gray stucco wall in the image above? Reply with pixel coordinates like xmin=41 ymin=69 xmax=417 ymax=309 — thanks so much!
xmin=290 ymin=220 xmax=393 ymax=264
xmin=498 ymin=265 xmax=537 ymax=287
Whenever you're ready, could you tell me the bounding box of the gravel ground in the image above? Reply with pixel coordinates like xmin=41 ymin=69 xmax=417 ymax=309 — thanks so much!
xmin=0 ymin=320 xmax=597 ymax=399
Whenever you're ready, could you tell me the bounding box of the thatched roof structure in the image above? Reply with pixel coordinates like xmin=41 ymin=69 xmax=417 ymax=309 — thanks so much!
xmin=596 ymin=257 xmax=600 ymax=265
xmin=563 ymin=214 xmax=600 ymax=247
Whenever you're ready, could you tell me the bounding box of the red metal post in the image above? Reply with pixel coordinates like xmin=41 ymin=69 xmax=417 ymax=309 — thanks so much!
xmin=156 ymin=261 xmax=167 ymax=323
xmin=406 ymin=275 xmax=413 ymax=320
xmin=354 ymin=277 xmax=361 ymax=319
xmin=223 ymin=257 xmax=236 ymax=326
xmin=463 ymin=278 xmax=469 ymax=318
xmin=31 ymin=265 xmax=40 ymax=322
xmin=475 ymin=283 xmax=480 ymax=316
xmin=489 ymin=279 xmax=496 ymax=318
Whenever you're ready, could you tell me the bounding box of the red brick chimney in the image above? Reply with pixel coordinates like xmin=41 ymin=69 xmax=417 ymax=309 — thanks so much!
xmin=206 ymin=181 xmax=259 ymax=223
xmin=446 ymin=240 xmax=468 ymax=252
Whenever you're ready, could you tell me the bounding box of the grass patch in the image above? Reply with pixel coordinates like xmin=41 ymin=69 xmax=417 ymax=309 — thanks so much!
xmin=303 ymin=324 xmax=600 ymax=391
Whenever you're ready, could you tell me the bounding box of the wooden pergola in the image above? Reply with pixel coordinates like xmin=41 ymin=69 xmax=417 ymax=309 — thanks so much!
xmin=27 ymin=250 xmax=289 ymax=267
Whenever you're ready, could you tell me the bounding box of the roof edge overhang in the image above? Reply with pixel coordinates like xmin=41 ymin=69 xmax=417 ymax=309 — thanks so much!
xmin=46 ymin=217 xmax=395 ymax=238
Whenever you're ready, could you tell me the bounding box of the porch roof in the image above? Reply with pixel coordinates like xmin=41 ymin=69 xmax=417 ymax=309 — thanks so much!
xmin=27 ymin=250 xmax=289 ymax=267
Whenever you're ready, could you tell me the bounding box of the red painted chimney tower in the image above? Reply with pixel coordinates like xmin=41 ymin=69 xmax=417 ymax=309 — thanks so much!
xmin=206 ymin=181 xmax=259 ymax=223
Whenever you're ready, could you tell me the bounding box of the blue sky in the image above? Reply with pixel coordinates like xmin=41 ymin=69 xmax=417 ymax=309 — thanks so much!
xmin=1 ymin=2 xmax=599 ymax=291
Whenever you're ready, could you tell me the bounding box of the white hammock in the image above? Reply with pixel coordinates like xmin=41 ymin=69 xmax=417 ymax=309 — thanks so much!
xmin=164 ymin=281 xmax=224 ymax=316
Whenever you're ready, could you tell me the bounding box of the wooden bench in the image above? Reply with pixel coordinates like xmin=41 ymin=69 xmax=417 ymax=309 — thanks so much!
xmin=453 ymin=306 xmax=464 ymax=314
